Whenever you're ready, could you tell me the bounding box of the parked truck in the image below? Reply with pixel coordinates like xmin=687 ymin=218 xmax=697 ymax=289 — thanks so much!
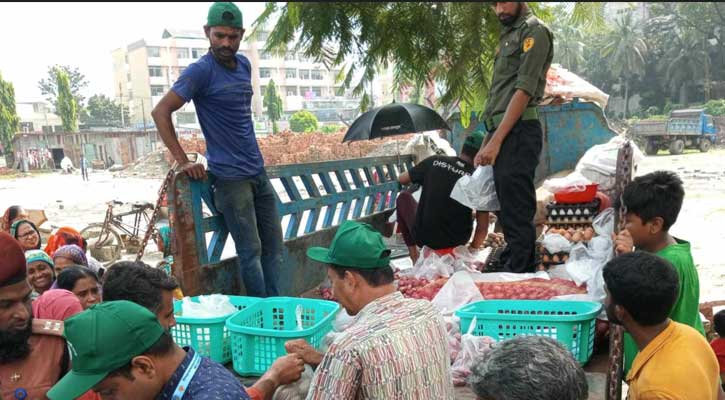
xmin=632 ymin=109 xmax=718 ymax=155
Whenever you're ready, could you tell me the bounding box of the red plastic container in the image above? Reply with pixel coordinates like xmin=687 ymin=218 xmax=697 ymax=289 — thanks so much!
xmin=554 ymin=184 xmax=599 ymax=204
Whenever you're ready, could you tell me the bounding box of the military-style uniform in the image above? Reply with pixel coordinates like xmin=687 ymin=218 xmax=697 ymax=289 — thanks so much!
xmin=483 ymin=8 xmax=553 ymax=273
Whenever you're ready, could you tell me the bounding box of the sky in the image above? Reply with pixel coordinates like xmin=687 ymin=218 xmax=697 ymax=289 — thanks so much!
xmin=0 ymin=2 xmax=267 ymax=103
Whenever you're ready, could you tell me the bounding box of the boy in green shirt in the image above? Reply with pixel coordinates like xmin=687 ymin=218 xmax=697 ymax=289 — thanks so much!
xmin=614 ymin=170 xmax=706 ymax=373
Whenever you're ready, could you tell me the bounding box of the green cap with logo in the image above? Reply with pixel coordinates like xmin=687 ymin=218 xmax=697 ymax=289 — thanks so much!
xmin=307 ymin=220 xmax=391 ymax=269
xmin=47 ymin=301 xmax=165 ymax=400
xmin=464 ymin=130 xmax=486 ymax=150
xmin=207 ymin=2 xmax=243 ymax=29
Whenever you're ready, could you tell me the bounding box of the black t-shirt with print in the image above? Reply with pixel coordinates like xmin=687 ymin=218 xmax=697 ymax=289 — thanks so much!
xmin=408 ymin=155 xmax=474 ymax=249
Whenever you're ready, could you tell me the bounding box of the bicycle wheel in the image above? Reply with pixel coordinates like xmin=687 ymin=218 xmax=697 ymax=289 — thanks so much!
xmin=80 ymin=223 xmax=124 ymax=266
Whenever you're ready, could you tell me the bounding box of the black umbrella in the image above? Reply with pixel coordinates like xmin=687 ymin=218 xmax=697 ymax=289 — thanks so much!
xmin=342 ymin=102 xmax=450 ymax=143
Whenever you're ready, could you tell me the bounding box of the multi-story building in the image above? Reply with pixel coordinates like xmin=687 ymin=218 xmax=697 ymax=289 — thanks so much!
xmin=111 ymin=28 xmax=345 ymax=131
xmin=15 ymin=101 xmax=63 ymax=133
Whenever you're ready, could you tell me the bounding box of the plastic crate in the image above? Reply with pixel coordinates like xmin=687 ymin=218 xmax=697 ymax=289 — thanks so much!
xmin=171 ymin=296 xmax=262 ymax=364
xmin=456 ymin=300 xmax=602 ymax=364
xmin=226 ymin=297 xmax=340 ymax=376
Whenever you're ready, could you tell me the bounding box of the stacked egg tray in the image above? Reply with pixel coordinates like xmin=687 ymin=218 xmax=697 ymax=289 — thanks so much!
xmin=546 ymin=198 xmax=601 ymax=226
xmin=534 ymin=242 xmax=570 ymax=272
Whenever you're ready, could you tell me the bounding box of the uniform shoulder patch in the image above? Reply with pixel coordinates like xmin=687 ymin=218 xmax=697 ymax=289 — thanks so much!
xmin=32 ymin=318 xmax=65 ymax=337
xmin=523 ymin=37 xmax=535 ymax=53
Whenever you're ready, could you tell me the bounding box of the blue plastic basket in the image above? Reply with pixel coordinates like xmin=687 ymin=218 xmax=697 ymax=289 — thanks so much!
xmin=171 ymin=296 xmax=261 ymax=364
xmin=226 ymin=297 xmax=340 ymax=376
xmin=456 ymin=300 xmax=602 ymax=364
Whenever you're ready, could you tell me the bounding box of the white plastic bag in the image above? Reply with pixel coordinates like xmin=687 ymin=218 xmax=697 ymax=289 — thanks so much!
xmin=450 ymin=166 xmax=500 ymax=211
xmin=181 ymin=294 xmax=237 ymax=318
xmin=432 ymin=271 xmax=484 ymax=316
xmin=565 ymin=235 xmax=612 ymax=310
xmin=541 ymin=233 xmax=573 ymax=254
xmin=450 ymin=317 xmax=495 ymax=386
xmin=542 ymin=171 xmax=592 ymax=194
xmin=593 ymin=207 xmax=615 ymax=237
xmin=444 ymin=316 xmax=462 ymax=364
xmin=402 ymin=247 xmax=455 ymax=280
xmin=272 ymin=364 xmax=314 ymax=400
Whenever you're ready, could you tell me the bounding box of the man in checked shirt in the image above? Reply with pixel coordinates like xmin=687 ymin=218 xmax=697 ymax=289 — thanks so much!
xmin=286 ymin=220 xmax=454 ymax=399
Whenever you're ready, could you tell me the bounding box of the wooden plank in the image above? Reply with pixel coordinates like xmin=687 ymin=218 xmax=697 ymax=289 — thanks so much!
xmin=281 ymin=176 xmax=303 ymax=202
xmin=190 ymin=181 xmax=208 ymax=265
xmin=304 ymin=207 xmax=321 ymax=234
xmin=285 ymin=212 xmax=302 ymax=240
xmin=266 ymin=155 xmax=414 ymax=178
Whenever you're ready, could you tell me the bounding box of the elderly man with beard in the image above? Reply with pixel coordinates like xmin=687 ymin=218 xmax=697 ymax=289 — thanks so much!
xmin=0 ymin=232 xmax=67 ymax=399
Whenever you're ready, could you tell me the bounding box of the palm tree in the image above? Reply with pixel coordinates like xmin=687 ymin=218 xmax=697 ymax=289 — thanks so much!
xmin=553 ymin=22 xmax=586 ymax=72
xmin=662 ymin=33 xmax=711 ymax=106
xmin=601 ymin=12 xmax=648 ymax=118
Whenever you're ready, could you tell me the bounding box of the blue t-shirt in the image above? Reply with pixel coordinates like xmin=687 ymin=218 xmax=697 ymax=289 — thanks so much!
xmin=156 ymin=347 xmax=251 ymax=400
xmin=171 ymin=53 xmax=264 ymax=179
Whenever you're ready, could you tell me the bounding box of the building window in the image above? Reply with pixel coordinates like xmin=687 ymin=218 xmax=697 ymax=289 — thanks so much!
xmin=176 ymin=112 xmax=197 ymax=124
xmin=257 ymin=31 xmax=270 ymax=42
xmin=192 ymin=48 xmax=206 ymax=58
xmin=177 ymin=48 xmax=190 ymax=59
xmin=284 ymin=51 xmax=296 ymax=61
xmin=128 ymin=89 xmax=133 ymax=99
xmin=149 ymin=67 xmax=163 ymax=77
xmin=150 ymin=85 xmax=166 ymax=96
xmin=260 ymin=68 xmax=273 ymax=78
xmin=299 ymin=69 xmax=310 ymax=80
xmin=178 ymin=67 xmax=186 ymax=76
xmin=311 ymin=70 xmax=323 ymax=80
xmin=286 ymin=86 xmax=298 ymax=96
xmin=32 ymin=103 xmax=44 ymax=113
xmin=285 ymin=69 xmax=297 ymax=79
xmin=124 ymin=54 xmax=129 ymax=64
xmin=127 ymin=72 xmax=131 ymax=82
xmin=260 ymin=51 xmax=272 ymax=60
xmin=147 ymin=47 xmax=161 ymax=57
xmin=311 ymin=87 xmax=322 ymax=97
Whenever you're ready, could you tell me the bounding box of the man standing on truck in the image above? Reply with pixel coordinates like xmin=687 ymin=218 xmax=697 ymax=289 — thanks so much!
xmin=152 ymin=2 xmax=282 ymax=297
xmin=474 ymin=2 xmax=553 ymax=273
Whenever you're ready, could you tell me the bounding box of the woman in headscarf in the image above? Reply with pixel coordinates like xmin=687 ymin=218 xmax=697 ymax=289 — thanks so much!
xmin=25 ymin=249 xmax=56 ymax=300
xmin=52 ymin=244 xmax=88 ymax=275
xmin=10 ymin=219 xmax=42 ymax=251
xmin=55 ymin=267 xmax=101 ymax=310
xmin=45 ymin=226 xmax=105 ymax=277
xmin=32 ymin=289 xmax=83 ymax=320
xmin=1 ymin=205 xmax=28 ymax=233
xmin=155 ymin=224 xmax=184 ymax=299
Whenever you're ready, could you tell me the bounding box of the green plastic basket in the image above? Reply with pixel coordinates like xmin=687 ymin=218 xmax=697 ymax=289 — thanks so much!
xmin=455 ymin=300 xmax=602 ymax=364
xmin=226 ymin=297 xmax=340 ymax=376
xmin=171 ymin=296 xmax=261 ymax=364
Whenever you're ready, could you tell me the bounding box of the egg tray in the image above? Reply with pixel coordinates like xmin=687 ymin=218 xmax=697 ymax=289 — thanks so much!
xmin=482 ymin=245 xmax=506 ymax=273
xmin=546 ymin=198 xmax=601 ymax=225
xmin=534 ymin=242 xmax=570 ymax=268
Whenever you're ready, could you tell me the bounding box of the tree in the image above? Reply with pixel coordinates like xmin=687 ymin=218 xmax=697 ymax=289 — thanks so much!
xmin=254 ymin=2 xmax=602 ymax=119
xmin=56 ymin=70 xmax=78 ymax=132
xmin=601 ymin=12 xmax=648 ymax=119
xmin=662 ymin=33 xmax=710 ymax=106
xmin=263 ymin=80 xmax=283 ymax=133
xmin=84 ymin=94 xmax=129 ymax=127
xmin=289 ymin=110 xmax=318 ymax=133
xmin=0 ymin=72 xmax=20 ymax=154
xmin=38 ymin=65 xmax=88 ymax=109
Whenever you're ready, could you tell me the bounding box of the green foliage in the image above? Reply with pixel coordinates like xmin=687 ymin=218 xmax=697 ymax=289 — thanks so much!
xmin=0 ymin=71 xmax=20 ymax=153
xmin=38 ymin=65 xmax=88 ymax=109
xmin=84 ymin=94 xmax=128 ymax=127
xmin=321 ymin=124 xmax=342 ymax=134
xmin=254 ymin=2 xmax=598 ymax=119
xmin=55 ymin=70 xmax=78 ymax=132
xmin=263 ymin=80 xmax=283 ymax=133
xmin=702 ymin=99 xmax=725 ymax=116
xmin=289 ymin=110 xmax=318 ymax=133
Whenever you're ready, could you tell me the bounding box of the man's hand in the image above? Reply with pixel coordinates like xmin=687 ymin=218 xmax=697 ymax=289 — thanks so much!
xmin=268 ymin=354 xmax=305 ymax=385
xmin=285 ymin=339 xmax=324 ymax=367
xmin=178 ymin=161 xmax=207 ymax=180
xmin=613 ymin=229 xmax=634 ymax=255
xmin=474 ymin=140 xmax=502 ymax=166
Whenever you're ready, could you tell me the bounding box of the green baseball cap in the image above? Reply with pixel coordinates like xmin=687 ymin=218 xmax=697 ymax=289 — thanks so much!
xmin=47 ymin=301 xmax=165 ymax=400
xmin=307 ymin=220 xmax=391 ymax=269
xmin=464 ymin=130 xmax=486 ymax=150
xmin=207 ymin=2 xmax=243 ymax=29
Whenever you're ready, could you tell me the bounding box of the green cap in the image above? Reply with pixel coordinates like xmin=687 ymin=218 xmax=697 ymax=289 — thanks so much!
xmin=307 ymin=221 xmax=391 ymax=269
xmin=47 ymin=301 xmax=165 ymax=400
xmin=207 ymin=2 xmax=243 ymax=29
xmin=464 ymin=130 xmax=486 ymax=150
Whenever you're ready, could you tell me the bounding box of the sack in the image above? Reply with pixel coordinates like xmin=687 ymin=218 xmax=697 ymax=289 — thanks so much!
xmin=451 ymin=317 xmax=495 ymax=386
xmin=450 ymin=166 xmax=500 ymax=211
xmin=431 ymin=271 xmax=484 ymax=316
xmin=180 ymin=294 xmax=237 ymax=318
xmin=272 ymin=364 xmax=314 ymax=400
xmin=575 ymin=137 xmax=644 ymax=193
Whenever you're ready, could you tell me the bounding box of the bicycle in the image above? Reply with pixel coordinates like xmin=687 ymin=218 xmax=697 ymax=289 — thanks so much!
xmin=80 ymin=200 xmax=156 ymax=266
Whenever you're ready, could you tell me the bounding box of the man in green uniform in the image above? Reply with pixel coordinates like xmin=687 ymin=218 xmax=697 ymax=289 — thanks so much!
xmin=475 ymin=2 xmax=553 ymax=273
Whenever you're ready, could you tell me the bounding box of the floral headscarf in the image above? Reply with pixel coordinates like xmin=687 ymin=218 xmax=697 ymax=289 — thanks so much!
xmin=52 ymin=244 xmax=88 ymax=267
